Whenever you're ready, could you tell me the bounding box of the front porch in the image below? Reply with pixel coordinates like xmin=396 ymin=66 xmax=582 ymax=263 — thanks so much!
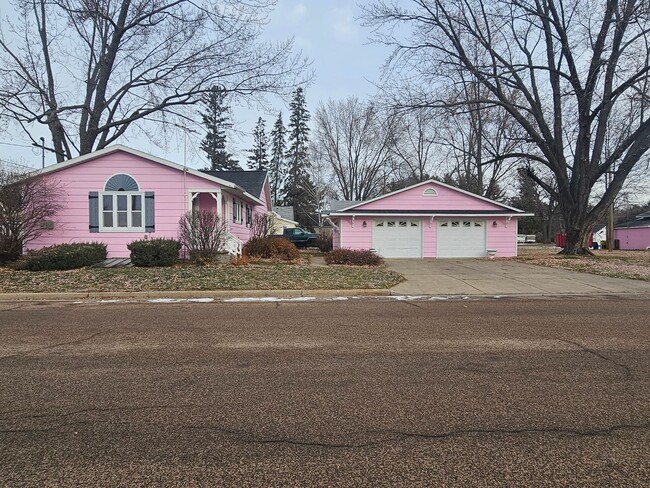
xmin=188 ymin=190 xmax=243 ymax=255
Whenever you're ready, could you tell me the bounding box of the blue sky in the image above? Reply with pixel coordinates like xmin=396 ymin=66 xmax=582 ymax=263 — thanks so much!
xmin=0 ymin=0 xmax=392 ymax=171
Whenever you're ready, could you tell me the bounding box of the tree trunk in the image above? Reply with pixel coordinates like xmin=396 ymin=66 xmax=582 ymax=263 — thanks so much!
xmin=561 ymin=223 xmax=594 ymax=255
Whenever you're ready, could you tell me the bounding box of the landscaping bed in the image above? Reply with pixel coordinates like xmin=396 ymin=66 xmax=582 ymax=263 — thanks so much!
xmin=514 ymin=245 xmax=650 ymax=281
xmin=0 ymin=263 xmax=403 ymax=293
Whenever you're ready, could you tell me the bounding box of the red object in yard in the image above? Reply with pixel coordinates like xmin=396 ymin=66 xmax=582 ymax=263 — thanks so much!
xmin=555 ymin=233 xmax=593 ymax=248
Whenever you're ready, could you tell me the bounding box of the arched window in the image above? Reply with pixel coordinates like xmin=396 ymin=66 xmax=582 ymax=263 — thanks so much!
xmin=104 ymin=174 xmax=139 ymax=192
xmin=100 ymin=174 xmax=144 ymax=231
xmin=423 ymin=187 xmax=438 ymax=196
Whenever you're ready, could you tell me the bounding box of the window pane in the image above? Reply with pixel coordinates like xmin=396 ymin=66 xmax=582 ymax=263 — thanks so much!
xmin=399 ymin=221 xmax=407 ymax=227
xmin=474 ymin=222 xmax=482 ymax=227
xmin=451 ymin=221 xmax=459 ymax=227
xmin=410 ymin=221 xmax=419 ymax=227
xmin=132 ymin=195 xmax=142 ymax=211
xmin=103 ymin=212 xmax=113 ymax=227
xmin=103 ymin=195 xmax=113 ymax=211
xmin=441 ymin=222 xmax=448 ymax=227
xmin=387 ymin=221 xmax=395 ymax=227
xmin=117 ymin=195 xmax=127 ymax=211
xmin=463 ymin=221 xmax=471 ymax=227
xmin=376 ymin=221 xmax=384 ymax=227
xmin=117 ymin=211 xmax=128 ymax=227
xmin=132 ymin=211 xmax=142 ymax=228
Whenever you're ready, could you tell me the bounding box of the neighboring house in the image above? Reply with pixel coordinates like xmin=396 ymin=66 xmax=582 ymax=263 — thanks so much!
xmin=326 ymin=180 xmax=532 ymax=258
xmin=27 ymin=145 xmax=272 ymax=258
xmin=593 ymin=225 xmax=607 ymax=244
xmin=271 ymin=206 xmax=299 ymax=233
xmin=615 ymin=211 xmax=650 ymax=250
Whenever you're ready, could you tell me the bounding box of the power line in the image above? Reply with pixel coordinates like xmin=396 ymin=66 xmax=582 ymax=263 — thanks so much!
xmin=0 ymin=159 xmax=38 ymax=171
xmin=0 ymin=141 xmax=35 ymax=149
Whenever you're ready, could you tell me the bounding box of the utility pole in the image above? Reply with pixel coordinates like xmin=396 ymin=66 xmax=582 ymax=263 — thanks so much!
xmin=39 ymin=137 xmax=45 ymax=168
xmin=605 ymin=169 xmax=614 ymax=252
xmin=32 ymin=138 xmax=65 ymax=167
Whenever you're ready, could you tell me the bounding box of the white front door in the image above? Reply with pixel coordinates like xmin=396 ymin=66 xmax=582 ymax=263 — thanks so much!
xmin=372 ymin=218 xmax=422 ymax=258
xmin=437 ymin=219 xmax=486 ymax=257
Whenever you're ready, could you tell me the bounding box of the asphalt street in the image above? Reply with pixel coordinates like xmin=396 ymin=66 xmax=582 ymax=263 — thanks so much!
xmin=1 ymin=297 xmax=649 ymax=487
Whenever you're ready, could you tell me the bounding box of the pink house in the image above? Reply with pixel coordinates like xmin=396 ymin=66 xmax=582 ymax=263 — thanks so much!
xmin=327 ymin=180 xmax=531 ymax=258
xmin=28 ymin=145 xmax=272 ymax=258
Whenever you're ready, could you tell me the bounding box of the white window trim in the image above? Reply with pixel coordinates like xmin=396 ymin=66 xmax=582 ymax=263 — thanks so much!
xmin=232 ymin=198 xmax=244 ymax=224
xmin=99 ymin=191 xmax=145 ymax=232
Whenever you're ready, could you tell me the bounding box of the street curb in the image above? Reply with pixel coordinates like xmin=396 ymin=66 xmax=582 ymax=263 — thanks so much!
xmin=0 ymin=288 xmax=392 ymax=302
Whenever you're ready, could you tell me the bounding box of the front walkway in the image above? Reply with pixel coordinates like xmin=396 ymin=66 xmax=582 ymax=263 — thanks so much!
xmin=386 ymin=259 xmax=650 ymax=296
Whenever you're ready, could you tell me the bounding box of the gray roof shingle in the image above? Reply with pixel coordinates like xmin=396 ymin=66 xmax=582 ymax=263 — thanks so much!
xmin=201 ymin=170 xmax=267 ymax=198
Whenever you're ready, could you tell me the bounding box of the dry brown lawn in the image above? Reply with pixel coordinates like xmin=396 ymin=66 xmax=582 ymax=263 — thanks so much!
xmin=514 ymin=245 xmax=650 ymax=281
xmin=0 ymin=263 xmax=403 ymax=294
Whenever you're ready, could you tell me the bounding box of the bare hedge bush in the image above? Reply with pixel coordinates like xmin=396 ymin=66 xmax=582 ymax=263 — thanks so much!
xmin=178 ymin=210 xmax=227 ymax=263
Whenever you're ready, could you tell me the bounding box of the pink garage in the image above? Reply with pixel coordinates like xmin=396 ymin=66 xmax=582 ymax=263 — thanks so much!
xmin=615 ymin=211 xmax=650 ymax=250
xmin=328 ymin=180 xmax=531 ymax=258
xmin=27 ymin=145 xmax=272 ymax=258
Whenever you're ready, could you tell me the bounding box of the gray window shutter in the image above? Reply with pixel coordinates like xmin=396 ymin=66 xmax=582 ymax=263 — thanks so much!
xmin=89 ymin=192 xmax=99 ymax=233
xmin=145 ymin=192 xmax=155 ymax=232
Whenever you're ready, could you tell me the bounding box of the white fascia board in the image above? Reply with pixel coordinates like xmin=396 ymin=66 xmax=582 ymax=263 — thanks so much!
xmin=329 ymin=212 xmax=535 ymax=218
xmin=36 ymin=144 xmax=263 ymax=205
xmin=338 ymin=178 xmax=527 ymax=214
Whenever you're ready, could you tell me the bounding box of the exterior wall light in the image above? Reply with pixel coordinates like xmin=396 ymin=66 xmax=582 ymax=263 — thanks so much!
xmin=492 ymin=220 xmax=498 ymax=227
xmin=362 ymin=220 xmax=367 ymax=228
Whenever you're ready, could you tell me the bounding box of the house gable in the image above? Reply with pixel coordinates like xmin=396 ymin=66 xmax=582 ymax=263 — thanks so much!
xmin=344 ymin=180 xmax=518 ymax=213
xmin=38 ymin=145 xmax=263 ymax=205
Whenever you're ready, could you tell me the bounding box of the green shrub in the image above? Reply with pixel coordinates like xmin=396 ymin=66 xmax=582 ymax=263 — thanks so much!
xmin=19 ymin=242 xmax=107 ymax=271
xmin=128 ymin=238 xmax=181 ymax=267
xmin=324 ymin=248 xmax=383 ymax=266
xmin=243 ymin=236 xmax=300 ymax=261
xmin=314 ymin=234 xmax=333 ymax=252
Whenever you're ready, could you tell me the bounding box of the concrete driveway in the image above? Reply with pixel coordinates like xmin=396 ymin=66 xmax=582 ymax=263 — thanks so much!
xmin=386 ymin=258 xmax=650 ymax=296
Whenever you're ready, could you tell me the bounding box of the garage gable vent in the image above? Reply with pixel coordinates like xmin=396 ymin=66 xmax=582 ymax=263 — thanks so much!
xmin=423 ymin=187 xmax=438 ymax=196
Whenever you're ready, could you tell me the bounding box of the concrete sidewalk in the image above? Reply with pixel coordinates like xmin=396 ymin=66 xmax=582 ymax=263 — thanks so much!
xmin=386 ymin=258 xmax=650 ymax=296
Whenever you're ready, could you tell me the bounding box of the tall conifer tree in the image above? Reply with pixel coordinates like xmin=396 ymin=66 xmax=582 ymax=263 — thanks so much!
xmin=247 ymin=117 xmax=269 ymax=170
xmin=282 ymin=87 xmax=317 ymax=227
xmin=268 ymin=112 xmax=287 ymax=204
xmin=200 ymin=86 xmax=240 ymax=171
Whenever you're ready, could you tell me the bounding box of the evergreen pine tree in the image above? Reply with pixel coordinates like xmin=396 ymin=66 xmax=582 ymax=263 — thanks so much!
xmin=199 ymin=86 xmax=241 ymax=171
xmin=282 ymin=87 xmax=316 ymax=227
xmin=268 ymin=112 xmax=287 ymax=204
xmin=247 ymin=117 xmax=269 ymax=170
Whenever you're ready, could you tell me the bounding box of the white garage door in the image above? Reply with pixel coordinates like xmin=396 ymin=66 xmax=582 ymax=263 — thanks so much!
xmin=372 ymin=219 xmax=422 ymax=258
xmin=437 ymin=219 xmax=486 ymax=257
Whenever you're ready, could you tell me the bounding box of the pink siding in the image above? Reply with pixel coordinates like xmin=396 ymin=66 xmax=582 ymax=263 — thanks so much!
xmin=339 ymin=217 xmax=372 ymax=250
xmin=423 ymin=220 xmax=436 ymax=257
xmin=28 ymin=151 xmax=266 ymax=257
xmin=354 ymin=182 xmax=505 ymax=211
xmin=615 ymin=227 xmax=650 ymax=250
xmin=486 ymin=217 xmax=518 ymax=257
xmin=197 ymin=193 xmax=217 ymax=212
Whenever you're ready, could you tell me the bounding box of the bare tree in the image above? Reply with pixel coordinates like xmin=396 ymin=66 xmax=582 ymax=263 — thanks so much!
xmin=250 ymin=212 xmax=277 ymax=239
xmin=364 ymin=0 xmax=650 ymax=254
xmin=178 ymin=210 xmax=228 ymax=263
xmin=314 ymin=97 xmax=395 ymax=201
xmin=0 ymin=170 xmax=63 ymax=262
xmin=0 ymin=0 xmax=308 ymax=162
xmin=388 ymin=108 xmax=437 ymax=184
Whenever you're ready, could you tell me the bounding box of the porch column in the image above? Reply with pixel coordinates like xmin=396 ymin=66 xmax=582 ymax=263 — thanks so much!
xmin=209 ymin=190 xmax=222 ymax=220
